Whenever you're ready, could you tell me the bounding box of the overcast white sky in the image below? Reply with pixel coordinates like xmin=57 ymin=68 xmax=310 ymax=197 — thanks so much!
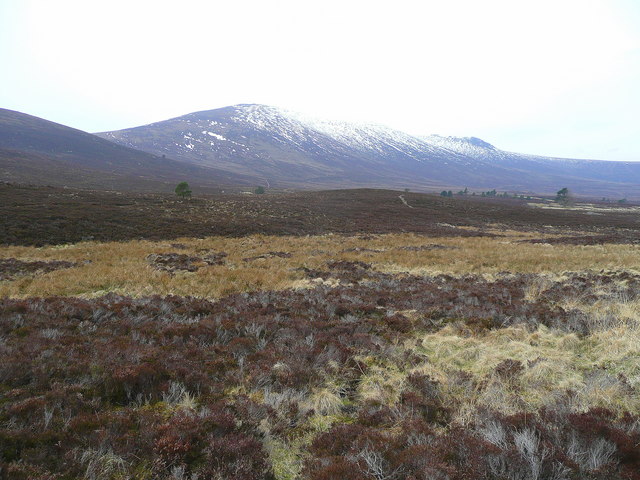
xmin=1 ymin=0 xmax=639 ymax=160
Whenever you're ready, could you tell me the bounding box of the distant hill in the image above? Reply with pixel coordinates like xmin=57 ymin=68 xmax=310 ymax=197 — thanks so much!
xmin=97 ymin=104 xmax=640 ymax=198
xmin=0 ymin=108 xmax=253 ymax=191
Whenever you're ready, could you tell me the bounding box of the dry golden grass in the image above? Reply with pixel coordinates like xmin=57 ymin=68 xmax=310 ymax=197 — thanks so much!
xmin=377 ymin=239 xmax=640 ymax=277
xmin=2 ymin=232 xmax=640 ymax=298
xmin=356 ymin=357 xmax=406 ymax=406
xmin=301 ymin=385 xmax=345 ymax=416
xmin=413 ymin=323 xmax=640 ymax=417
xmin=529 ymin=202 xmax=640 ymax=213
xmin=561 ymin=292 xmax=640 ymax=330
xmin=344 ymin=322 xmax=640 ymax=424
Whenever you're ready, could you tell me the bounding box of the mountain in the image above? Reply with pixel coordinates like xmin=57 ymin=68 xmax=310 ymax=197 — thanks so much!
xmin=99 ymin=104 xmax=455 ymax=189
xmin=0 ymin=108 xmax=253 ymax=191
xmin=97 ymin=104 xmax=640 ymax=198
xmin=3 ymin=105 xmax=638 ymax=197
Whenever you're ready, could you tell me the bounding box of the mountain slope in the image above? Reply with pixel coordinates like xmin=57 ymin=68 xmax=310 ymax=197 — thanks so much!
xmin=425 ymin=134 xmax=640 ymax=185
xmin=0 ymin=108 xmax=253 ymax=191
xmin=97 ymin=104 xmax=640 ymax=198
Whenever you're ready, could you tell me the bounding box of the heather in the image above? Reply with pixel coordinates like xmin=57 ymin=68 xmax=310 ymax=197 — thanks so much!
xmin=1 ymin=187 xmax=639 ymax=479
xmin=4 ymin=185 xmax=640 ymax=247
xmin=1 ymin=261 xmax=639 ymax=479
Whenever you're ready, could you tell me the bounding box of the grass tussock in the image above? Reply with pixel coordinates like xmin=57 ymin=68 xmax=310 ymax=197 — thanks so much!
xmin=413 ymin=324 xmax=640 ymax=417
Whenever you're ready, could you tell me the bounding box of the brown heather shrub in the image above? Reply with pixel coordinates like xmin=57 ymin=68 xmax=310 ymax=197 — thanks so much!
xmin=303 ymin=408 xmax=640 ymax=480
xmin=310 ymin=459 xmax=369 ymax=480
xmin=385 ymin=313 xmax=412 ymax=333
xmin=356 ymin=402 xmax=396 ymax=428
xmin=1 ymin=267 xmax=639 ymax=479
xmin=0 ymin=461 xmax=63 ymax=480
xmin=399 ymin=390 xmax=450 ymax=426
xmin=146 ymin=252 xmax=201 ymax=272
xmin=0 ymin=258 xmax=78 ymax=281
xmin=202 ymin=250 xmax=227 ymax=265
xmin=494 ymin=359 xmax=525 ymax=381
xmin=243 ymin=251 xmax=292 ymax=262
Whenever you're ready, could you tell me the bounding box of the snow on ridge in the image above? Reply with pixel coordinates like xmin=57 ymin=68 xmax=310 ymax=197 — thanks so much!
xmin=425 ymin=135 xmax=494 ymax=150
xmin=226 ymin=104 xmax=438 ymax=156
xmin=100 ymin=103 xmax=618 ymax=169
xmin=185 ymin=104 xmax=564 ymax=164
xmin=420 ymin=134 xmax=507 ymax=161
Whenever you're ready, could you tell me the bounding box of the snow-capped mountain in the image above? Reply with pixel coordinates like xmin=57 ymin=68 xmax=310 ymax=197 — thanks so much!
xmin=97 ymin=104 xmax=640 ymax=197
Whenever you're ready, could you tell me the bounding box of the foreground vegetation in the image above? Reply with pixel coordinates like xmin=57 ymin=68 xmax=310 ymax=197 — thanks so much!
xmin=1 ymin=225 xmax=639 ymax=479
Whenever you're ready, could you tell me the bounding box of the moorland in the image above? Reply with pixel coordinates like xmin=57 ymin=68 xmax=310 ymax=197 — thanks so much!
xmin=1 ymin=185 xmax=639 ymax=480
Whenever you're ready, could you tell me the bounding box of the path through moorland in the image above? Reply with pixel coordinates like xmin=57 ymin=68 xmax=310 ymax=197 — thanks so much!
xmin=398 ymin=194 xmax=414 ymax=208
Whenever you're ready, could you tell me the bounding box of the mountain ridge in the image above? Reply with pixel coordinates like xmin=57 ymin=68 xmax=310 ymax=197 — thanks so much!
xmin=96 ymin=104 xmax=640 ymax=197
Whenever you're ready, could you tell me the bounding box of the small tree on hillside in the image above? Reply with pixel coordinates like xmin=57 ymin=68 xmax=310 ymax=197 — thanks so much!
xmin=175 ymin=181 xmax=192 ymax=199
xmin=555 ymin=187 xmax=570 ymax=205
xmin=254 ymin=186 xmax=266 ymax=194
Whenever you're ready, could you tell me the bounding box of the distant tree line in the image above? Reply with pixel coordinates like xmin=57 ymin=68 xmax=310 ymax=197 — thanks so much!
xmin=601 ymin=196 xmax=628 ymax=204
xmin=439 ymin=188 xmax=532 ymax=199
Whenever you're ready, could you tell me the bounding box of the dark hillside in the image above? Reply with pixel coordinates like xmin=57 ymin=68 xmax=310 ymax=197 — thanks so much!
xmin=0 ymin=108 xmax=252 ymax=191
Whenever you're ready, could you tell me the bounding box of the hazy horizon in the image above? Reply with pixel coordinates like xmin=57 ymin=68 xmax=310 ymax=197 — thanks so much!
xmin=1 ymin=0 xmax=639 ymax=161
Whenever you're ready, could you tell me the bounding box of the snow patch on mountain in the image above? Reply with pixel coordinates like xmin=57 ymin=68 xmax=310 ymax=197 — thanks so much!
xmin=423 ymin=135 xmax=503 ymax=160
xmin=203 ymin=131 xmax=226 ymax=141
